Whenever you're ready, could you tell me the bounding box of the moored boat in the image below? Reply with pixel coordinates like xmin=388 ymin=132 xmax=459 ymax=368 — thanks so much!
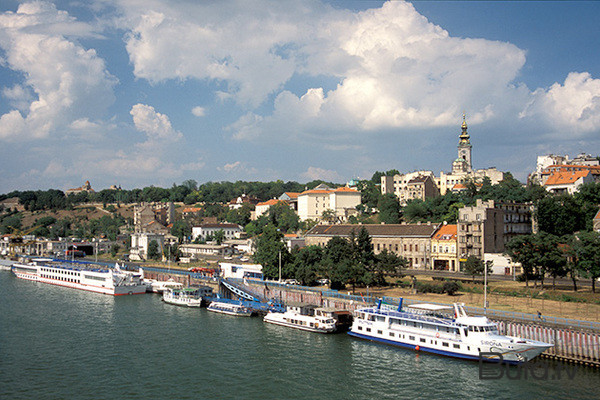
xmin=349 ymin=300 xmax=553 ymax=364
xmin=11 ymin=259 xmax=146 ymax=295
xmin=207 ymin=300 xmax=253 ymax=316
xmin=263 ymin=303 xmax=337 ymax=333
xmin=162 ymin=287 xmax=203 ymax=307
xmin=144 ymin=278 xmax=184 ymax=293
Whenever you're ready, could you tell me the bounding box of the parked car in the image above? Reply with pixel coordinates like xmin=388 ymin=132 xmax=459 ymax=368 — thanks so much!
xmin=317 ymin=278 xmax=329 ymax=286
xmin=284 ymin=279 xmax=300 ymax=285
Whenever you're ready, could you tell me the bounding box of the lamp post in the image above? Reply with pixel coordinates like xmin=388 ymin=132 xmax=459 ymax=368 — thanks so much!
xmin=278 ymin=250 xmax=282 ymax=283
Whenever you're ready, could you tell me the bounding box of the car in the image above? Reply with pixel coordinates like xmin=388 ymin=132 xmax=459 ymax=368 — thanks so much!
xmin=317 ymin=278 xmax=330 ymax=285
xmin=284 ymin=279 xmax=300 ymax=285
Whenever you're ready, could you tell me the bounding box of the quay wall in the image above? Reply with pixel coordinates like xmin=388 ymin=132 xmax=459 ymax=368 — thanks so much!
xmin=141 ymin=269 xmax=599 ymax=366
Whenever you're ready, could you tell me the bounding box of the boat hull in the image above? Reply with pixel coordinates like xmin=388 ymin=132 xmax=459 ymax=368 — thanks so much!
xmin=264 ymin=313 xmax=336 ymax=333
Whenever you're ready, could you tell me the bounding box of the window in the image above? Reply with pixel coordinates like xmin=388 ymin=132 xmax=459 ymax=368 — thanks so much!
xmin=377 ymin=330 xmax=383 ymax=334
xmin=389 ymin=332 xmax=395 ymax=337
xmin=415 ymin=245 xmax=419 ymax=252
xmin=366 ymin=328 xmax=371 ymax=332
xmin=409 ymin=336 xmax=415 ymax=341
xmin=442 ymin=342 xmax=449 ymax=347
xmin=420 ymin=338 xmax=426 ymax=343
xmin=453 ymin=344 xmax=460 ymax=349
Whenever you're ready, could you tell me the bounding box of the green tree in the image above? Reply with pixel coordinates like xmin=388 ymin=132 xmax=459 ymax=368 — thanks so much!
xmin=377 ymin=194 xmax=401 ymax=224
xmin=110 ymin=243 xmax=120 ymax=257
xmin=291 ymin=245 xmax=323 ymax=286
xmin=374 ymin=249 xmax=407 ymax=284
xmin=171 ymin=219 xmax=192 ymax=243
xmin=322 ymin=236 xmax=354 ymax=290
xmin=253 ymin=224 xmax=289 ymax=280
xmin=462 ymin=255 xmax=491 ymax=281
xmin=212 ymin=229 xmax=226 ymax=245
xmin=147 ymin=240 xmax=160 ymax=261
xmin=321 ymin=209 xmax=337 ymax=224
xmin=571 ymin=231 xmax=600 ymax=293
xmin=505 ymin=235 xmax=538 ymax=287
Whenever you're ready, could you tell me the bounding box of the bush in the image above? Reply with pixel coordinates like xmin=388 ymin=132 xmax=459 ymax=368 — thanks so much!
xmin=442 ymin=281 xmax=460 ymax=296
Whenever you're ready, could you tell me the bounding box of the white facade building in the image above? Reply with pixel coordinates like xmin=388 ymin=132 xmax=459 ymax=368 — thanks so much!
xmin=219 ymin=262 xmax=263 ymax=280
xmin=130 ymin=232 xmax=164 ymax=261
xmin=297 ymin=184 xmax=361 ymax=222
xmin=192 ymin=223 xmax=243 ymax=241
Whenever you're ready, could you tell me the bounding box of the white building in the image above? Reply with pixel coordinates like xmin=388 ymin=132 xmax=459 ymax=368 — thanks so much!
xmin=130 ymin=232 xmax=164 ymax=261
xmin=297 ymin=184 xmax=361 ymax=222
xmin=179 ymin=243 xmax=234 ymax=261
xmin=192 ymin=223 xmax=243 ymax=241
xmin=254 ymin=199 xmax=290 ymax=219
xmin=219 ymin=262 xmax=263 ymax=280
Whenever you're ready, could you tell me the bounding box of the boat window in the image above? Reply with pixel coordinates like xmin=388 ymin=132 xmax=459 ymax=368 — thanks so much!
xmin=409 ymin=335 xmax=415 ymax=341
xmin=389 ymin=332 xmax=395 ymax=337
xmin=453 ymin=344 xmax=460 ymax=349
xmin=442 ymin=342 xmax=449 ymax=347
xmin=358 ymin=326 xmax=362 ymax=330
xmin=420 ymin=338 xmax=426 ymax=343
xmin=376 ymin=316 xmax=385 ymax=322
xmin=366 ymin=328 xmax=371 ymax=332
xmin=377 ymin=330 xmax=383 ymax=334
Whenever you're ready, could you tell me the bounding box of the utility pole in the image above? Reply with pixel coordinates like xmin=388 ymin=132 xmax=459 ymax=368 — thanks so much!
xmin=278 ymin=250 xmax=282 ymax=283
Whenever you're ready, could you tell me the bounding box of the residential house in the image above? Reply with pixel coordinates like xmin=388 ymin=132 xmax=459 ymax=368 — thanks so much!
xmin=279 ymin=192 xmax=301 ymax=211
xmin=254 ymin=199 xmax=290 ymax=219
xmin=129 ymin=232 xmax=164 ymax=261
xmin=228 ymin=194 xmax=260 ymax=210
xmin=542 ymin=166 xmax=597 ymax=194
xmin=297 ymin=184 xmax=361 ymax=222
xmin=431 ymin=224 xmax=458 ymax=271
xmin=192 ymin=223 xmax=243 ymax=242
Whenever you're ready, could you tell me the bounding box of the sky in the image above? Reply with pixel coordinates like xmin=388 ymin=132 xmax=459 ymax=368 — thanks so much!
xmin=1 ymin=0 xmax=599 ymax=193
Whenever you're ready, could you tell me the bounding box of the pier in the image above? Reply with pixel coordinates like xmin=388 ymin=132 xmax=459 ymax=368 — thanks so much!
xmin=142 ymin=267 xmax=600 ymax=367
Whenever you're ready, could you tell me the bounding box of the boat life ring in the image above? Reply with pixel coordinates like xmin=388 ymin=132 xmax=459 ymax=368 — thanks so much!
xmin=415 ymin=346 xmax=420 ymax=352
xmin=436 ymin=332 xmax=440 ymax=338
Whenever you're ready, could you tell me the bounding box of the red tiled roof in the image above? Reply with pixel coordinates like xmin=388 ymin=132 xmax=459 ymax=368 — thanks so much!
xmin=300 ymin=187 xmax=358 ymax=195
xmin=544 ymin=170 xmax=590 ymax=186
xmin=433 ymin=224 xmax=457 ymax=240
xmin=257 ymin=199 xmax=287 ymax=207
xmin=283 ymin=192 xmax=300 ymax=199
xmin=182 ymin=207 xmax=201 ymax=213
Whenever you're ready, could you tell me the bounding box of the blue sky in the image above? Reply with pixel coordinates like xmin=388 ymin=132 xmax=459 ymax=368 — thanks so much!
xmin=1 ymin=0 xmax=599 ymax=192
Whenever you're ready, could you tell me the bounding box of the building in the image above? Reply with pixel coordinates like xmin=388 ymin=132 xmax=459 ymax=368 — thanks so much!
xmin=179 ymin=243 xmax=235 ymax=260
xmin=65 ymin=180 xmax=95 ymax=195
xmin=305 ymin=223 xmax=439 ymax=269
xmin=457 ymin=199 xmax=533 ymax=273
xmin=182 ymin=207 xmax=202 ymax=219
xmin=430 ymin=224 xmax=458 ymax=271
xmin=191 ymin=223 xmax=243 ymax=242
xmin=129 ymin=232 xmax=164 ymax=261
xmin=380 ymin=171 xmax=438 ymax=205
xmin=228 ymin=194 xmax=260 ymax=210
xmin=219 ymin=262 xmax=263 ymax=280
xmin=381 ymin=115 xmax=504 ymax=200
xmin=278 ymin=192 xmax=301 ymax=211
xmin=284 ymin=233 xmax=305 ymax=251
xmin=254 ymin=199 xmax=290 ymax=219
xmin=134 ymin=202 xmax=174 ymax=233
xmin=530 ymin=153 xmax=599 ymax=185
xmin=435 ymin=116 xmax=504 ymax=195
xmin=541 ymin=165 xmax=599 ymax=194
xmin=297 ymin=184 xmax=361 ymax=222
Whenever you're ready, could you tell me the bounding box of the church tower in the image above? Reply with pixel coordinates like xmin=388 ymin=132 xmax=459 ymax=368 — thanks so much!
xmin=452 ymin=114 xmax=473 ymax=174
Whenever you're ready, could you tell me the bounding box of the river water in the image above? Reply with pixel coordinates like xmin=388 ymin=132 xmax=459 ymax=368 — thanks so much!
xmin=0 ymin=272 xmax=597 ymax=399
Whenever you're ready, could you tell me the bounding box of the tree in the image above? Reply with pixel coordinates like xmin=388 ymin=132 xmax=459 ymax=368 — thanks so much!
xmin=374 ymin=249 xmax=408 ymax=284
xmin=321 ymin=209 xmax=337 ymax=224
xmin=147 ymin=240 xmax=160 ymax=261
xmin=291 ymin=245 xmax=323 ymax=286
xmin=535 ymin=232 xmax=567 ymax=289
xmin=212 ymin=229 xmax=226 ymax=245
xmin=463 ymin=255 xmax=487 ymax=281
xmin=110 ymin=243 xmax=120 ymax=257
xmin=322 ymin=236 xmax=354 ymax=290
xmin=378 ymin=194 xmax=401 ymax=224
xmin=171 ymin=220 xmax=191 ymax=243
xmin=505 ymin=234 xmax=538 ymax=287
xmin=253 ymin=224 xmax=289 ymax=280
xmin=403 ymin=199 xmax=429 ymax=222
xmin=571 ymin=231 xmax=600 ymax=293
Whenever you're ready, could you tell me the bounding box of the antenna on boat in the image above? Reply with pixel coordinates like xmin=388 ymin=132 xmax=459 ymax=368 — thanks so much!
xmin=377 ymin=298 xmax=382 ymax=310
xmin=397 ymin=298 xmax=403 ymax=312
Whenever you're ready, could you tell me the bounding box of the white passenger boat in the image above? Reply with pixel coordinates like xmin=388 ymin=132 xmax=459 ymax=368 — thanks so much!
xmin=263 ymin=303 xmax=337 ymax=333
xmin=144 ymin=278 xmax=184 ymax=293
xmin=207 ymin=300 xmax=253 ymax=316
xmin=349 ymin=301 xmax=553 ymax=364
xmin=11 ymin=259 xmax=146 ymax=295
xmin=162 ymin=287 xmax=203 ymax=307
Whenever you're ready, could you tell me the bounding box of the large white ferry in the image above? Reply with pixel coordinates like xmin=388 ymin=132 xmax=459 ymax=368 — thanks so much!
xmin=263 ymin=303 xmax=337 ymax=333
xmin=11 ymin=259 xmax=146 ymax=296
xmin=349 ymin=301 xmax=553 ymax=364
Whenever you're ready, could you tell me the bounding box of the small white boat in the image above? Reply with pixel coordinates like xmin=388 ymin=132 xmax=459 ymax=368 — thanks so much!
xmin=144 ymin=278 xmax=184 ymax=293
xmin=207 ymin=300 xmax=253 ymax=316
xmin=162 ymin=288 xmax=202 ymax=307
xmin=263 ymin=303 xmax=337 ymax=333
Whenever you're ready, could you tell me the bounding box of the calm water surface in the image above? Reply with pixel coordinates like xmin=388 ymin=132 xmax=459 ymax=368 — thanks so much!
xmin=1 ymin=272 xmax=597 ymax=399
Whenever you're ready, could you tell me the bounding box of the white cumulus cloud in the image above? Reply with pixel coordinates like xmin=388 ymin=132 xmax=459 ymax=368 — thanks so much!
xmin=301 ymin=167 xmax=342 ymax=183
xmin=191 ymin=106 xmax=206 ymax=117
xmin=0 ymin=1 xmax=117 ymax=141
xmin=130 ymin=103 xmax=183 ymax=142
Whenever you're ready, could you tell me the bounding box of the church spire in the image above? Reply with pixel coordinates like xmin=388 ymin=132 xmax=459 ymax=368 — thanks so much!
xmin=459 ymin=113 xmax=470 ymax=145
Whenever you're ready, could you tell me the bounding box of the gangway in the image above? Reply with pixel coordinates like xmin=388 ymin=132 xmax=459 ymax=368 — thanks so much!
xmin=220 ymin=278 xmax=262 ymax=302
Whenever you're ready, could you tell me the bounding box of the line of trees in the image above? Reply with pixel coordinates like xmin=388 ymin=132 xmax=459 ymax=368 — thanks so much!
xmin=253 ymin=225 xmax=407 ymax=290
